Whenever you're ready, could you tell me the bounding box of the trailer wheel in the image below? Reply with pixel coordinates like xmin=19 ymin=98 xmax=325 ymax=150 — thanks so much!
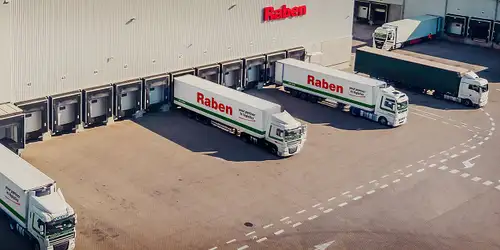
xmin=270 ymin=145 xmax=278 ymax=156
xmin=202 ymin=117 xmax=211 ymax=126
xmin=463 ymin=99 xmax=472 ymax=107
xmin=290 ymin=89 xmax=299 ymax=97
xmin=241 ymin=133 xmax=249 ymax=143
xmin=350 ymin=108 xmax=359 ymax=117
xmin=8 ymin=220 xmax=15 ymax=232
xmin=299 ymin=92 xmax=308 ymax=100
xmin=378 ymin=117 xmax=388 ymax=126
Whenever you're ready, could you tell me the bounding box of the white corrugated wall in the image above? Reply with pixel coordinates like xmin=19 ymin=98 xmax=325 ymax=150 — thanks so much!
xmin=0 ymin=0 xmax=354 ymax=103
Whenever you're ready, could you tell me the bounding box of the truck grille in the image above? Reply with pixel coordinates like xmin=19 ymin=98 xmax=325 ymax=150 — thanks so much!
xmin=54 ymin=241 xmax=69 ymax=250
xmin=49 ymin=231 xmax=74 ymax=246
xmin=289 ymin=146 xmax=298 ymax=154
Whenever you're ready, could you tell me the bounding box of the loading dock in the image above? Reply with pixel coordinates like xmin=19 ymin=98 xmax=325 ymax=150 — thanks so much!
xmin=265 ymin=51 xmax=286 ymax=85
xmin=287 ymin=47 xmax=306 ymax=61
xmin=220 ymin=60 xmax=243 ymax=90
xmin=354 ymin=1 xmax=370 ymax=22
xmin=49 ymin=91 xmax=82 ymax=135
xmin=243 ymin=55 xmax=266 ymax=90
xmin=15 ymin=97 xmax=49 ymax=142
xmin=445 ymin=14 xmax=468 ymax=37
xmin=143 ymin=74 xmax=171 ymax=112
xmin=468 ymin=18 xmax=493 ymax=42
xmin=369 ymin=2 xmax=388 ymax=25
xmin=113 ymin=79 xmax=143 ymax=120
xmin=0 ymin=103 xmax=25 ymax=154
xmin=82 ymin=85 xmax=113 ymax=127
xmin=196 ymin=64 xmax=221 ymax=84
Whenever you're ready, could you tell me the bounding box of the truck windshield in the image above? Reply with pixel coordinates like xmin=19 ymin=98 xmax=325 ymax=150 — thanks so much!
xmin=373 ymin=31 xmax=387 ymax=40
xmin=481 ymin=85 xmax=488 ymax=92
xmin=285 ymin=128 xmax=303 ymax=142
xmin=397 ymin=101 xmax=408 ymax=111
xmin=46 ymin=216 xmax=75 ymax=238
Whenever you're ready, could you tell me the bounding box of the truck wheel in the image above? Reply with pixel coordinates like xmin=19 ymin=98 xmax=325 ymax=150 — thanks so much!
xmin=350 ymin=108 xmax=359 ymax=117
xmin=34 ymin=242 xmax=41 ymax=250
xmin=241 ymin=134 xmax=249 ymax=143
xmin=290 ymin=89 xmax=299 ymax=97
xmin=202 ymin=117 xmax=211 ymax=126
xmin=463 ymin=99 xmax=472 ymax=107
xmin=299 ymin=92 xmax=308 ymax=100
xmin=270 ymin=146 xmax=278 ymax=156
xmin=378 ymin=117 xmax=388 ymax=126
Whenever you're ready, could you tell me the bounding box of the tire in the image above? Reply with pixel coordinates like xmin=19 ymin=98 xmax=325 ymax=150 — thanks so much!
xmin=202 ymin=117 xmax=211 ymax=126
xmin=34 ymin=243 xmax=41 ymax=250
xmin=463 ymin=99 xmax=472 ymax=107
xmin=350 ymin=108 xmax=359 ymax=117
xmin=307 ymin=95 xmax=317 ymax=103
xmin=241 ymin=134 xmax=249 ymax=143
xmin=8 ymin=220 xmax=15 ymax=232
xmin=270 ymin=146 xmax=278 ymax=156
xmin=290 ymin=89 xmax=299 ymax=97
xmin=299 ymin=92 xmax=308 ymax=100
xmin=378 ymin=117 xmax=388 ymax=126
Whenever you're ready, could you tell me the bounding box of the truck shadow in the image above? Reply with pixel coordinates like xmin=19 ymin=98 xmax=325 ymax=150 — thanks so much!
xmin=401 ymin=40 xmax=500 ymax=83
xmin=133 ymin=112 xmax=280 ymax=162
xmin=0 ymin=214 xmax=33 ymax=250
xmin=403 ymin=91 xmax=474 ymax=111
xmin=244 ymin=88 xmax=390 ymax=131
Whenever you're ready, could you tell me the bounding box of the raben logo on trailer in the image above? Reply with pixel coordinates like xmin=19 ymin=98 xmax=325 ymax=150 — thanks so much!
xmin=307 ymin=75 xmax=344 ymax=94
xmin=197 ymin=92 xmax=233 ymax=116
xmin=263 ymin=5 xmax=307 ymax=22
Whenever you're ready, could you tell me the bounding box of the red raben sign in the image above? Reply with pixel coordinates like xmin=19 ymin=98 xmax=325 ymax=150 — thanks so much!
xmin=263 ymin=5 xmax=307 ymax=22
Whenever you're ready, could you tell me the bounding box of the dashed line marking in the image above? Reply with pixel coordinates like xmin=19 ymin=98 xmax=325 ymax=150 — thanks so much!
xmin=473 ymin=134 xmax=478 ymax=138
xmin=489 ymin=132 xmax=493 ymax=136
xmin=428 ymin=164 xmax=437 ymax=168
xmin=381 ymin=175 xmax=389 ymax=179
xmin=256 ymin=237 xmax=268 ymax=243
xmin=461 ymin=173 xmax=470 ymax=178
xmin=442 ymin=121 xmax=449 ymax=125
xmin=468 ymin=139 xmax=472 ymax=142
xmin=449 ymin=146 xmax=456 ymax=150
xmin=342 ymin=191 xmax=351 ymax=195
xmin=492 ymin=127 xmax=496 ymax=131
xmin=353 ymin=196 xmax=362 ymax=201
xmin=393 ymin=179 xmax=401 ymax=183
xmin=323 ymin=208 xmax=333 ymax=214
xmin=263 ymin=224 xmax=274 ymax=229
xmin=292 ymin=222 xmax=302 ymax=228
xmin=393 ymin=169 xmax=402 ymax=174
xmin=296 ymin=210 xmax=306 ymax=215
xmin=461 ymin=150 xmax=468 ymax=154
xmin=449 ymin=169 xmax=460 ymax=174
xmin=485 ymin=112 xmax=490 ymax=116
xmin=429 ymin=155 xmax=436 ymax=158
xmin=417 ymin=168 xmax=425 ymax=173
xmin=245 ymin=231 xmax=256 ymax=236
xmin=208 ymin=247 xmax=218 ymax=250
xmin=274 ymin=229 xmax=284 ymax=235
xmin=356 ymin=185 xmax=364 ymax=190
xmin=328 ymin=197 xmax=337 ymax=202
xmin=366 ymin=190 xmax=376 ymax=195
xmin=405 ymin=173 xmax=413 ymax=178
xmin=338 ymin=202 xmax=348 ymax=207
xmin=496 ymin=185 xmax=500 ymax=191
xmin=472 ymin=177 xmax=482 ymax=182
xmin=414 ymin=112 xmax=437 ymax=120
xmin=483 ymin=181 xmax=494 ymax=186
xmin=440 ymin=159 xmax=448 ymax=163
xmin=280 ymin=217 xmax=290 ymax=222
xmin=237 ymin=245 xmax=249 ymax=250
xmin=454 ymin=125 xmax=462 ymax=129
xmin=440 ymin=150 xmax=447 ymax=154
xmin=438 ymin=166 xmax=448 ymax=170
xmin=460 ymin=143 xmax=466 ymax=146
xmin=418 ymin=160 xmax=425 ymax=164
xmin=380 ymin=184 xmax=389 ymax=189
xmin=312 ymin=203 xmax=321 ymax=208
xmin=308 ymin=215 xmax=318 ymax=221
xmin=226 ymin=239 xmax=237 ymax=244
xmin=450 ymin=154 xmax=458 ymax=158
xmin=478 ymin=142 xmax=484 ymax=145
xmin=405 ymin=164 xmax=413 ymax=168
xmin=318 ymin=207 xmax=324 ymax=211
xmin=471 ymin=146 xmax=477 ymax=150
xmin=485 ymin=137 xmax=489 ymax=141
xmin=369 ymin=180 xmax=378 ymax=184
xmin=492 ymin=122 xmax=496 ymax=126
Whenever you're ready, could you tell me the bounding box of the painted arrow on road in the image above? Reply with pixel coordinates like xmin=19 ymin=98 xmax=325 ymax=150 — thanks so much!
xmin=462 ymin=155 xmax=481 ymax=169
xmin=314 ymin=240 xmax=335 ymax=250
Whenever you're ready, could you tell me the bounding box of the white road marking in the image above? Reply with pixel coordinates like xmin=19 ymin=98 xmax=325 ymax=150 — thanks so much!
xmin=417 ymin=168 xmax=425 ymax=173
xmin=442 ymin=121 xmax=449 ymax=125
xmin=496 ymin=185 xmax=500 ymax=191
xmin=338 ymin=202 xmax=348 ymax=207
xmin=356 ymin=185 xmax=364 ymax=190
xmin=413 ymin=112 xmax=437 ymax=120
xmin=440 ymin=150 xmax=447 ymax=154
xmin=471 ymin=146 xmax=477 ymax=150
xmin=492 ymin=127 xmax=496 ymax=131
xmin=380 ymin=184 xmax=389 ymax=189
xmin=449 ymin=118 xmax=456 ymax=121
xmin=263 ymin=224 xmax=274 ymax=229
xmin=226 ymin=239 xmax=237 ymax=244
xmin=393 ymin=169 xmax=402 ymax=173
xmin=274 ymin=229 xmax=284 ymax=235
xmin=468 ymin=139 xmax=473 ymax=142
xmin=381 ymin=175 xmax=389 ymax=179
xmin=342 ymin=191 xmax=351 ymax=195
xmin=483 ymin=181 xmax=494 ymax=186
xmin=323 ymin=208 xmax=333 ymax=214
xmin=461 ymin=173 xmax=470 ymax=178
xmin=328 ymin=197 xmax=336 ymax=202
xmin=429 ymin=155 xmax=436 ymax=158
xmin=208 ymin=247 xmax=218 ymax=250
xmin=296 ymin=210 xmax=306 ymax=215
xmin=449 ymin=169 xmax=460 ymax=174
xmin=393 ymin=179 xmax=401 ymax=183
xmin=256 ymin=237 xmax=268 ymax=243
xmin=353 ymin=196 xmax=362 ymax=201
xmin=418 ymin=160 xmax=425 ymax=164
xmin=246 ymin=231 xmax=256 ymax=236
xmin=473 ymin=134 xmax=478 ymax=137
xmin=449 ymin=146 xmax=456 ymax=150
xmin=366 ymin=190 xmax=376 ymax=195
xmin=292 ymin=222 xmax=302 ymax=228
xmin=413 ymin=108 xmax=444 ymax=118
xmin=312 ymin=203 xmax=321 ymax=208
xmin=428 ymin=164 xmax=437 ymax=168
xmin=369 ymin=180 xmax=378 ymax=184
xmin=405 ymin=173 xmax=413 ymax=178
xmin=438 ymin=166 xmax=448 ymax=170
xmin=478 ymin=141 xmax=484 ymax=145
xmin=472 ymin=177 xmax=482 ymax=182
xmin=318 ymin=207 xmax=324 ymax=211
xmin=450 ymin=154 xmax=458 ymax=158
xmin=280 ymin=217 xmax=290 ymax=222
xmin=489 ymin=132 xmax=493 ymax=136
xmin=492 ymin=122 xmax=496 ymax=126
xmin=460 ymin=143 xmax=466 ymax=146
xmin=485 ymin=112 xmax=490 ymax=116
xmin=461 ymin=150 xmax=468 ymax=154
xmin=440 ymin=159 xmax=448 ymax=163
xmin=405 ymin=164 xmax=413 ymax=168
xmin=454 ymin=125 xmax=462 ymax=129
xmin=308 ymin=215 xmax=318 ymax=221
xmin=485 ymin=137 xmax=489 ymax=141
xmin=237 ymin=245 xmax=249 ymax=250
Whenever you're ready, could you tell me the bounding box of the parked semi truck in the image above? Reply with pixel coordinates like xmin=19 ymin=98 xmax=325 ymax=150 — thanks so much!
xmin=354 ymin=46 xmax=488 ymax=107
xmin=373 ymin=14 xmax=443 ymax=51
xmin=173 ymin=74 xmax=306 ymax=157
xmin=0 ymin=144 xmax=76 ymax=250
xmin=274 ymin=58 xmax=409 ymax=127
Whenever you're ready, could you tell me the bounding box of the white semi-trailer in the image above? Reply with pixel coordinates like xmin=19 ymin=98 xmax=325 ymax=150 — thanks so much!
xmin=275 ymin=58 xmax=409 ymax=127
xmin=173 ymin=75 xmax=307 ymax=157
xmin=0 ymin=144 xmax=77 ymax=250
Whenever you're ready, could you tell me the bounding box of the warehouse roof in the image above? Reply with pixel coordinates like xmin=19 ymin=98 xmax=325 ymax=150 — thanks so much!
xmin=175 ymin=74 xmax=281 ymax=110
xmin=357 ymin=46 xmax=470 ymax=75
xmin=0 ymin=144 xmax=54 ymax=191
xmin=278 ymin=58 xmax=387 ymax=87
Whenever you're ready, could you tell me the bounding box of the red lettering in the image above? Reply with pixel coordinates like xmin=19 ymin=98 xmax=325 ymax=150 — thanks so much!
xmin=307 ymin=75 xmax=315 ymax=85
xmin=196 ymin=92 xmax=233 ymax=116
xmin=263 ymin=5 xmax=307 ymax=22
xmin=305 ymin=76 xmax=344 ymax=94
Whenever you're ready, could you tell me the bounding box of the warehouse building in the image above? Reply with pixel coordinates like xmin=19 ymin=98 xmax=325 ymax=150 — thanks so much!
xmin=354 ymin=0 xmax=500 ymax=48
xmin=0 ymin=0 xmax=354 ymax=153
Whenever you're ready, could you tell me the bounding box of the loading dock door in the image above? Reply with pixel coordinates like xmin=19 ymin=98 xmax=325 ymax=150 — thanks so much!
xmin=15 ymin=98 xmax=49 ymax=141
xmin=494 ymin=22 xmax=500 ymax=44
xmin=354 ymin=1 xmax=370 ymax=21
xmin=468 ymin=18 xmax=492 ymax=42
xmin=369 ymin=3 xmax=388 ymax=25
xmin=196 ymin=64 xmax=221 ymax=84
xmin=114 ymin=80 xmax=142 ymax=119
xmin=445 ymin=14 xmax=468 ymax=37
xmin=220 ymin=60 xmax=243 ymax=90
xmin=243 ymin=55 xmax=266 ymax=90
xmin=83 ymin=85 xmax=113 ymax=126
xmin=287 ymin=47 xmax=306 ymax=61
xmin=143 ymin=74 xmax=170 ymax=111
xmin=266 ymin=51 xmax=286 ymax=85
xmin=0 ymin=103 xmax=25 ymax=153
xmin=50 ymin=91 xmax=81 ymax=135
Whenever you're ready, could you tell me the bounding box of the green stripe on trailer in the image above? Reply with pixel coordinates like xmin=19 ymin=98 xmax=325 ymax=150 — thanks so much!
xmin=283 ymin=80 xmax=375 ymax=109
xmin=174 ymin=97 xmax=266 ymax=135
xmin=0 ymin=197 xmax=25 ymax=223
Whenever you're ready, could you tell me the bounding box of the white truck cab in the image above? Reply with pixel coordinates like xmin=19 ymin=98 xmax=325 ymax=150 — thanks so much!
xmin=456 ymin=71 xmax=489 ymax=107
xmin=266 ymin=111 xmax=307 ymax=156
xmin=371 ymin=86 xmax=409 ymax=127
xmin=373 ymin=25 xmax=398 ymax=50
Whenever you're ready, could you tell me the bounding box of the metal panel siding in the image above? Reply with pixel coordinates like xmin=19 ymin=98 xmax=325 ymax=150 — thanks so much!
xmin=0 ymin=4 xmax=11 ymax=103
xmin=7 ymin=0 xmax=353 ymax=102
xmin=446 ymin=0 xmax=497 ymax=20
xmin=404 ymin=0 xmax=446 ymax=18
